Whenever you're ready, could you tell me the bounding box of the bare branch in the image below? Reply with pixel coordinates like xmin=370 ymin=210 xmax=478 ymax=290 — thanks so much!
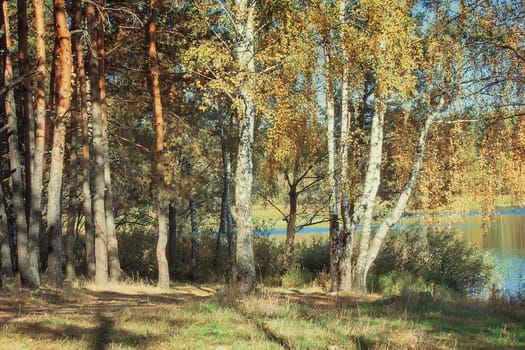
xmin=113 ymin=133 xmax=151 ymax=154
xmin=0 ymin=72 xmax=36 ymax=96
xmin=256 ymin=191 xmax=288 ymax=219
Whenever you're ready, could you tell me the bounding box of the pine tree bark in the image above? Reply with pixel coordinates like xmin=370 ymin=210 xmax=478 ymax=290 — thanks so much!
xmin=72 ymin=0 xmax=95 ymax=279
xmin=46 ymin=0 xmax=72 ymax=289
xmin=65 ymin=94 xmax=80 ymax=281
xmin=18 ymin=0 xmax=35 ymax=227
xmin=0 ymin=168 xmax=14 ymax=277
xmin=86 ymin=2 xmax=108 ymax=286
xmin=0 ymin=177 xmax=12 ymax=276
xmin=1 ymin=234 xmax=15 ymax=277
xmin=148 ymin=0 xmax=169 ymax=289
xmin=2 ymin=0 xmax=32 ymax=287
xmin=233 ymin=0 xmax=256 ymax=293
xmin=28 ymin=0 xmax=47 ymax=289
xmin=97 ymin=3 xmax=120 ymax=282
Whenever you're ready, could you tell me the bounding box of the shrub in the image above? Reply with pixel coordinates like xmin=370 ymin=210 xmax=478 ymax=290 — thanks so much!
xmin=118 ymin=230 xmax=157 ymax=279
xmin=253 ymin=233 xmax=285 ymax=285
xmin=372 ymin=229 xmax=494 ymax=296
xmin=296 ymin=238 xmax=329 ymax=274
xmin=281 ymin=268 xmax=314 ymax=288
xmin=375 ymin=270 xmax=431 ymax=296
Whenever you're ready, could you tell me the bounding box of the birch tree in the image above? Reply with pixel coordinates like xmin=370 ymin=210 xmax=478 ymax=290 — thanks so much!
xmin=218 ymin=124 xmax=234 ymax=279
xmin=335 ymin=0 xmax=467 ymax=292
xmin=232 ymin=0 xmax=257 ymax=292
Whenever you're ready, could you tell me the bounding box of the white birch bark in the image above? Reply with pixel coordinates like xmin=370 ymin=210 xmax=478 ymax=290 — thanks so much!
xmin=353 ymin=101 xmax=385 ymax=292
xmin=338 ymin=67 xmax=354 ymax=290
xmin=363 ymin=109 xmax=438 ymax=275
xmin=218 ymin=127 xmax=234 ymax=279
xmin=337 ymin=0 xmax=355 ymax=291
xmin=324 ymin=46 xmax=340 ymax=292
xmin=233 ymin=0 xmax=256 ymax=292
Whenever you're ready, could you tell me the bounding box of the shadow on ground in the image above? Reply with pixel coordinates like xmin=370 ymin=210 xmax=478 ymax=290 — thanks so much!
xmin=0 ymin=284 xmax=215 ymax=349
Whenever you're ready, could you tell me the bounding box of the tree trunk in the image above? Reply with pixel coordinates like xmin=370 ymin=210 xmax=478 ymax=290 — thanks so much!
xmin=284 ymin=182 xmax=298 ymax=271
xmin=47 ymin=0 xmax=72 ymax=289
xmin=86 ymin=2 xmax=108 ymax=286
xmin=0 ymin=240 xmax=13 ymax=276
xmin=18 ymin=0 xmax=34 ymax=228
xmin=337 ymin=0 xmax=353 ymax=290
xmin=72 ymin=0 xmax=95 ymax=279
xmin=0 ymin=171 xmax=14 ymax=277
xmin=2 ymin=0 xmax=32 ymax=287
xmin=0 ymin=178 xmax=13 ymax=276
xmin=190 ymin=197 xmax=199 ymax=282
xmin=233 ymin=0 xmax=256 ymax=293
xmin=218 ymin=126 xmax=234 ymax=279
xmin=353 ymin=102 xmax=385 ymax=293
xmin=148 ymin=0 xmax=169 ymax=289
xmin=97 ymin=4 xmax=120 ymax=282
xmin=65 ymin=92 xmax=80 ymax=281
xmin=324 ymin=46 xmax=340 ymax=292
xmin=2 ymin=234 xmax=15 ymax=277
xmin=226 ymin=162 xmax=235 ymax=281
xmin=361 ymin=109 xmax=438 ymax=287
xmin=28 ymin=0 xmax=47 ymax=288
xmin=168 ymin=203 xmax=177 ymax=279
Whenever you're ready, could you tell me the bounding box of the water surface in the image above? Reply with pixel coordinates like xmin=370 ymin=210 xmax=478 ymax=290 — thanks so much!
xmin=268 ymin=208 xmax=525 ymax=295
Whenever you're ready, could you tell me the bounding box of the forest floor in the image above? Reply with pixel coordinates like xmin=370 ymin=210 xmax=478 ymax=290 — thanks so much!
xmin=0 ymin=279 xmax=524 ymax=350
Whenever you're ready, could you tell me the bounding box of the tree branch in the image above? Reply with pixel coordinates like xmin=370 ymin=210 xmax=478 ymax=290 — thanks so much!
xmin=113 ymin=133 xmax=151 ymax=153
xmin=0 ymin=72 xmax=36 ymax=96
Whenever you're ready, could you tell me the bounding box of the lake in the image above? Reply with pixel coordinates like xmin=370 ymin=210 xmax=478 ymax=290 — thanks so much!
xmin=267 ymin=208 xmax=525 ymax=297
xmin=458 ymin=208 xmax=525 ymax=297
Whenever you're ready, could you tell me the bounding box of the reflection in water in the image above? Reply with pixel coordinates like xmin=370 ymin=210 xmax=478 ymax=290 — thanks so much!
xmin=270 ymin=208 xmax=525 ymax=296
xmin=458 ymin=211 xmax=525 ymax=296
xmin=408 ymin=209 xmax=525 ymax=296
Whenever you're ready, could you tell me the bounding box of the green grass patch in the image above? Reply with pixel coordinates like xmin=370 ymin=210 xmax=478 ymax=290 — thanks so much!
xmin=0 ymin=282 xmax=523 ymax=349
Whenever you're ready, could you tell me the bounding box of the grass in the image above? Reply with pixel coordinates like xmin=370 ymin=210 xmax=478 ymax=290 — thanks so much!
xmin=1 ymin=278 xmax=524 ymax=349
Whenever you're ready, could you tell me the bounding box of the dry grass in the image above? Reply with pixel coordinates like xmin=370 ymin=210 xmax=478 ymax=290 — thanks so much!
xmin=0 ymin=278 xmax=523 ymax=349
